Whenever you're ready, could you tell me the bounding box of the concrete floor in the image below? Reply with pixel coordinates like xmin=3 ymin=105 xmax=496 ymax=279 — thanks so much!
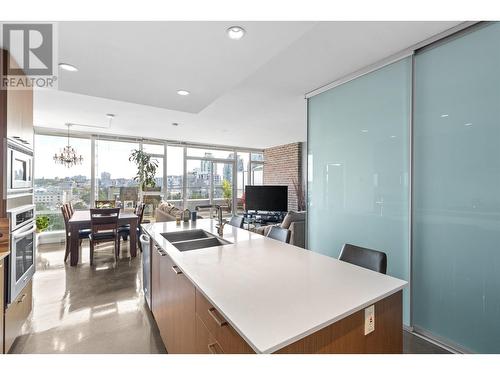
xmin=10 ymin=239 xmax=447 ymax=354
xmin=10 ymin=240 xmax=166 ymax=354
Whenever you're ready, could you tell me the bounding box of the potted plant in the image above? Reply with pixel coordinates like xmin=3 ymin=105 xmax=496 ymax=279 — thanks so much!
xmin=36 ymin=215 xmax=50 ymax=233
xmin=129 ymin=149 xmax=160 ymax=191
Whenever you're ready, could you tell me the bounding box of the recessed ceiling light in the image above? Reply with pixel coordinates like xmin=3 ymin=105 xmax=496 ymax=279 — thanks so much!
xmin=440 ymin=114 xmax=449 ymax=118
xmin=390 ymin=135 xmax=397 ymax=138
xmin=106 ymin=113 xmax=115 ymax=119
xmin=58 ymin=63 xmax=78 ymax=72
xmin=177 ymin=90 xmax=190 ymax=96
xmin=361 ymin=129 xmax=369 ymax=133
xmin=464 ymin=123 xmax=473 ymax=127
xmin=227 ymin=26 xmax=246 ymax=40
xmin=172 ymin=122 xmax=179 ymax=126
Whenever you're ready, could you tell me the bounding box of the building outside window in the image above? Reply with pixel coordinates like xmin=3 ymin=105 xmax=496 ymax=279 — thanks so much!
xmin=95 ymin=139 xmax=140 ymax=207
xmin=34 ymin=132 xmax=263 ymax=233
xmin=34 ymin=134 xmax=92 ymax=231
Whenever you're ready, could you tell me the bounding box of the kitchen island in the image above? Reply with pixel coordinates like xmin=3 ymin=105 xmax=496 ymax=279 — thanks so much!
xmin=142 ymin=219 xmax=407 ymax=354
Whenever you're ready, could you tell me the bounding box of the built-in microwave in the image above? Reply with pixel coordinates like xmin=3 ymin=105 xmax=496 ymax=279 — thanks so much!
xmin=5 ymin=139 xmax=33 ymax=195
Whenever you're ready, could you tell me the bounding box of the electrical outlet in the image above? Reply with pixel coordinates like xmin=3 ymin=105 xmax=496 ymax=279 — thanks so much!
xmin=364 ymin=305 xmax=375 ymax=335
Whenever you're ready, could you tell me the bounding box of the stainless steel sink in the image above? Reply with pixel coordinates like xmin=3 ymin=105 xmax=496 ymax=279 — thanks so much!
xmin=161 ymin=229 xmax=232 ymax=252
xmin=161 ymin=229 xmax=210 ymax=243
xmin=172 ymin=237 xmax=232 ymax=252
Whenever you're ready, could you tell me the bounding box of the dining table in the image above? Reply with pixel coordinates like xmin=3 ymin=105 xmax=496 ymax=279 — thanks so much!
xmin=68 ymin=210 xmax=139 ymax=266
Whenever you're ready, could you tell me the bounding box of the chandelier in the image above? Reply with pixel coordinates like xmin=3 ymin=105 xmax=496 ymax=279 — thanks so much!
xmin=53 ymin=124 xmax=83 ymax=168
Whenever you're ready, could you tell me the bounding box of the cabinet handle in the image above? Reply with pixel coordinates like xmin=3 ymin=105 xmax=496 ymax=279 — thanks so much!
xmin=17 ymin=293 xmax=27 ymax=304
xmin=208 ymin=342 xmax=223 ymax=354
xmin=156 ymin=246 xmax=166 ymax=256
xmin=171 ymin=265 xmax=182 ymax=275
xmin=208 ymin=307 xmax=228 ymax=327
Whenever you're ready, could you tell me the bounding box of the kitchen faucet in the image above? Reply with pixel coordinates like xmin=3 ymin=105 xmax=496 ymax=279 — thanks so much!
xmin=214 ymin=205 xmax=227 ymax=236
xmin=195 ymin=204 xmax=227 ymax=236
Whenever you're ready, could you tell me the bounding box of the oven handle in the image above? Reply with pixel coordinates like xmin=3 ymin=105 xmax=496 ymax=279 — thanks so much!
xmin=12 ymin=223 xmax=36 ymax=239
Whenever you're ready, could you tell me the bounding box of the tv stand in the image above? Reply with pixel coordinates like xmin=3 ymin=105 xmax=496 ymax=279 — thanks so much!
xmin=244 ymin=211 xmax=286 ymax=227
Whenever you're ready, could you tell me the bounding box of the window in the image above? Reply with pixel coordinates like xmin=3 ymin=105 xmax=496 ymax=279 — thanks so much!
xmin=142 ymin=144 xmax=165 ymax=220
xmin=213 ymin=162 xmax=233 ymax=216
xmin=166 ymin=146 xmax=184 ymax=207
xmin=187 ymin=147 xmax=234 ymax=159
xmin=236 ymin=153 xmax=250 ymax=214
xmin=251 ymin=152 xmax=264 ymax=161
xmin=95 ymin=139 xmax=140 ymax=207
xmin=142 ymin=143 xmax=164 ymax=155
xmin=251 ymin=164 xmax=263 ymax=185
xmin=34 ymin=133 xmax=263 ymax=228
xmin=34 ymin=134 xmax=91 ymax=231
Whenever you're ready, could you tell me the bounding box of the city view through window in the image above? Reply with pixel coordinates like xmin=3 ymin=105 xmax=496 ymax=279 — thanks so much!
xmin=34 ymin=134 xmax=263 ymax=232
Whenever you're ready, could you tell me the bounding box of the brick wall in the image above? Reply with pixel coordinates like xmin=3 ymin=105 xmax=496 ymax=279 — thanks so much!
xmin=263 ymin=142 xmax=304 ymax=211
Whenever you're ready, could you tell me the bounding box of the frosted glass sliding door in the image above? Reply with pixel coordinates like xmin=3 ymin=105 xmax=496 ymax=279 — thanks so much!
xmin=413 ymin=23 xmax=500 ymax=353
xmin=308 ymin=58 xmax=411 ymax=324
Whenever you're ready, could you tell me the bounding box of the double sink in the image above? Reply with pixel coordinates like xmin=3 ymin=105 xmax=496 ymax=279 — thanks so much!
xmin=161 ymin=229 xmax=232 ymax=252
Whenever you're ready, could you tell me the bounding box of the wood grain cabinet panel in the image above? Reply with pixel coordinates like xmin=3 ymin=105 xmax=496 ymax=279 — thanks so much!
xmin=167 ymin=256 xmax=196 ymax=354
xmin=195 ymin=314 xmax=224 ymax=354
xmin=154 ymin=251 xmax=196 ymax=354
xmin=195 ymin=289 xmax=254 ymax=354
xmin=276 ymin=291 xmax=403 ymax=354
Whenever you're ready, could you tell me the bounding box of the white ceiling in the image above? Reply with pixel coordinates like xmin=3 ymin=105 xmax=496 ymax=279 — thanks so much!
xmin=35 ymin=21 xmax=462 ymax=149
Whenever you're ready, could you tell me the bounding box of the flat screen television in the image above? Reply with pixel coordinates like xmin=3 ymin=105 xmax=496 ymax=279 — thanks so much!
xmin=245 ymin=185 xmax=288 ymax=212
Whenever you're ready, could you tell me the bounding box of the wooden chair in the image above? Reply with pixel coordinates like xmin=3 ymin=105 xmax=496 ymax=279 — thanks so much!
xmin=61 ymin=203 xmax=90 ymax=262
xmin=119 ymin=202 xmax=146 ymax=251
xmin=95 ymin=200 xmax=116 ymax=209
xmin=67 ymin=202 xmax=74 ymax=216
xmin=89 ymin=208 xmax=121 ymax=265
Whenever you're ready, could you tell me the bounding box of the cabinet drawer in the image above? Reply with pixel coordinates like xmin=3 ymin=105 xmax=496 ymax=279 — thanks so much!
xmin=5 ymin=280 xmax=33 ymax=353
xmin=195 ymin=315 xmax=224 ymax=354
xmin=195 ymin=289 xmax=253 ymax=354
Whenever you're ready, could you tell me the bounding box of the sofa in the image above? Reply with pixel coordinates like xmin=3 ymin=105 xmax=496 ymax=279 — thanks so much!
xmin=155 ymin=201 xmax=183 ymax=222
xmin=252 ymin=211 xmax=306 ymax=248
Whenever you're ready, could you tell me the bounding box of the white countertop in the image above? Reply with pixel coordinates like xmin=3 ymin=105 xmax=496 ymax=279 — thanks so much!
xmin=143 ymin=219 xmax=407 ymax=354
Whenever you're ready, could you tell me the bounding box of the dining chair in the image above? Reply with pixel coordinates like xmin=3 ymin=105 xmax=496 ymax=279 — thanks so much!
xmin=228 ymin=215 xmax=244 ymax=229
xmin=266 ymin=226 xmax=291 ymax=243
xmin=61 ymin=203 xmax=90 ymax=262
xmin=118 ymin=202 xmax=145 ymax=244
xmin=338 ymin=243 xmax=387 ymax=274
xmin=67 ymin=202 xmax=74 ymax=216
xmin=95 ymin=200 xmax=116 ymax=209
xmin=89 ymin=208 xmax=121 ymax=265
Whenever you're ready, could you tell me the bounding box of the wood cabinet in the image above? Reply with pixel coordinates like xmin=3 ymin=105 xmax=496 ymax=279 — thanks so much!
xmin=195 ymin=290 xmax=253 ymax=354
xmin=4 ymin=280 xmax=32 ymax=353
xmin=1 ymin=258 xmax=4 ymax=354
xmin=152 ymin=243 xmax=196 ymax=354
xmin=196 ymin=315 xmax=223 ymax=354
xmin=2 ymin=49 xmax=34 ymax=149
xmin=0 ymin=49 xmax=34 ymax=215
xmin=161 ymin=252 xmax=195 ymax=353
